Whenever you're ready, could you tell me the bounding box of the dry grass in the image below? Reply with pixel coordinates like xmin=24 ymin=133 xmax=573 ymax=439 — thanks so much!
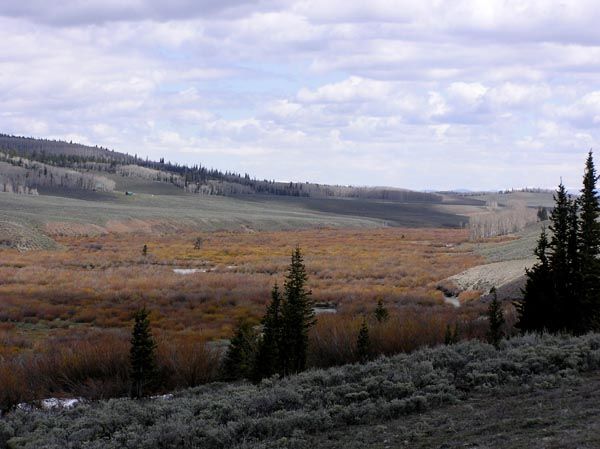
xmin=0 ymin=226 xmax=494 ymax=406
xmin=0 ymin=227 xmax=481 ymax=345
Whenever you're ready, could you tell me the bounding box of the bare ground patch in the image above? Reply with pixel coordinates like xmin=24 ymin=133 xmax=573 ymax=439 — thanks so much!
xmin=445 ymin=258 xmax=535 ymax=298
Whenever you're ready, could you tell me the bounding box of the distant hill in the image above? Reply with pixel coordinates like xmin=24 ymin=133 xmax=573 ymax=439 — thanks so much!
xmin=0 ymin=134 xmax=442 ymax=202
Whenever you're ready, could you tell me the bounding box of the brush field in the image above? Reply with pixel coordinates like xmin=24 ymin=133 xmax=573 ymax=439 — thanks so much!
xmin=2 ymin=333 xmax=599 ymax=449
xmin=0 ymin=227 xmax=483 ymax=354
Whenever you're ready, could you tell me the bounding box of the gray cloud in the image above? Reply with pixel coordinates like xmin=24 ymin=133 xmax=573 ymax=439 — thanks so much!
xmin=1 ymin=1 xmax=599 ymax=190
xmin=0 ymin=0 xmax=285 ymax=25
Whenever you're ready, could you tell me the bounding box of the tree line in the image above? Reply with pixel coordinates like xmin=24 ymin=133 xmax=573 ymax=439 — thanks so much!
xmin=517 ymin=151 xmax=600 ymax=334
xmin=0 ymin=134 xmax=441 ymax=201
xmin=468 ymin=201 xmax=538 ymax=240
xmin=0 ymin=152 xmax=116 ymax=193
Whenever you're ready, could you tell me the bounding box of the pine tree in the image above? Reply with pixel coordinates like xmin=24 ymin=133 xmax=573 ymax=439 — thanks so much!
xmin=548 ymin=182 xmax=572 ymax=332
xmin=130 ymin=308 xmax=157 ymax=398
xmin=374 ymin=298 xmax=389 ymax=323
xmin=142 ymin=244 xmax=148 ymax=257
xmin=356 ymin=318 xmax=371 ymax=363
xmin=516 ymin=228 xmax=554 ymax=333
xmin=578 ymin=151 xmax=600 ymax=331
xmin=280 ymin=246 xmax=315 ymax=376
xmin=566 ymin=196 xmax=582 ymax=332
xmin=221 ymin=320 xmax=258 ymax=381
xmin=444 ymin=323 xmax=459 ymax=345
xmin=252 ymin=283 xmax=283 ymax=382
xmin=486 ymin=287 xmax=505 ymax=348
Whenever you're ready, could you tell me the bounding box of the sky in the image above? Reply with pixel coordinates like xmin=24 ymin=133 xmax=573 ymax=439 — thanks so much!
xmin=1 ymin=1 xmax=600 ymax=191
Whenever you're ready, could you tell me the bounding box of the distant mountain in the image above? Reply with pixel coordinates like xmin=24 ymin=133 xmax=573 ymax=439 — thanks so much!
xmin=0 ymin=134 xmax=442 ymax=202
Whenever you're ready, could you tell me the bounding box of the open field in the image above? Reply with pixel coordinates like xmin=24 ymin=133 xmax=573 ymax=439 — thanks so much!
xmin=0 ymin=189 xmax=551 ymax=407
xmin=0 ymin=225 xmax=497 ymax=407
xmin=0 ymin=191 xmax=380 ymax=249
xmin=0 ymin=227 xmax=483 ymax=351
xmin=251 ymin=196 xmax=475 ymax=228
xmin=0 ymin=187 xmax=486 ymax=251
xmin=473 ymin=190 xmax=556 ymax=208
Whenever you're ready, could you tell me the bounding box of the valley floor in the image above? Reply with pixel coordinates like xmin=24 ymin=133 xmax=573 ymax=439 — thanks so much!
xmin=311 ymin=374 xmax=600 ymax=449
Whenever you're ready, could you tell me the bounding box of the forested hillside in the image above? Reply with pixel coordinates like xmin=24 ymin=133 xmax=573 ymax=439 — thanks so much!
xmin=0 ymin=134 xmax=441 ymax=201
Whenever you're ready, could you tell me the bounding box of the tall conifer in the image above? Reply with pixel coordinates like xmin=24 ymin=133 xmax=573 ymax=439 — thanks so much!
xmin=578 ymin=151 xmax=600 ymax=331
xmin=280 ymin=246 xmax=315 ymax=376
xmin=486 ymin=288 xmax=505 ymax=348
xmin=516 ymin=228 xmax=554 ymax=332
xmin=130 ymin=308 xmax=157 ymax=398
xmin=548 ymin=182 xmax=571 ymax=331
xmin=252 ymin=283 xmax=283 ymax=381
xmin=566 ymin=196 xmax=582 ymax=332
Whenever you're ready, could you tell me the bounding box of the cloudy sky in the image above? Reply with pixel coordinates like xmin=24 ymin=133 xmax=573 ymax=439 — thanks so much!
xmin=1 ymin=1 xmax=600 ymax=190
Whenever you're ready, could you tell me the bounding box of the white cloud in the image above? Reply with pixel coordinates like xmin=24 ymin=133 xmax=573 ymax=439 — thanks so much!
xmin=297 ymin=77 xmax=393 ymax=103
xmin=1 ymin=2 xmax=600 ymax=190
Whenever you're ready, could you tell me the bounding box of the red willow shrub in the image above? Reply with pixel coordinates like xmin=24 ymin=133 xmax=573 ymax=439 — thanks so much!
xmin=0 ymin=302 xmax=512 ymax=411
xmin=308 ymin=304 xmax=500 ymax=368
xmin=0 ymin=333 xmax=223 ymax=412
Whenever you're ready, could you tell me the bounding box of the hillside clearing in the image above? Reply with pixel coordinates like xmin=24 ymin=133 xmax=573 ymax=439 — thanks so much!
xmin=447 ymin=258 xmax=535 ymax=299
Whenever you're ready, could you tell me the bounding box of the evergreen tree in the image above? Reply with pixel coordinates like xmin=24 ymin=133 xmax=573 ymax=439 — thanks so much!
xmin=548 ymin=182 xmax=572 ymax=332
xmin=280 ymin=246 xmax=315 ymax=376
xmin=130 ymin=308 xmax=157 ymax=398
xmin=566 ymin=196 xmax=582 ymax=332
xmin=356 ymin=318 xmax=371 ymax=363
xmin=444 ymin=324 xmax=453 ymax=345
xmin=142 ymin=244 xmax=148 ymax=257
xmin=252 ymin=283 xmax=283 ymax=382
xmin=221 ymin=320 xmax=258 ymax=381
xmin=486 ymin=288 xmax=505 ymax=349
xmin=374 ymin=298 xmax=389 ymax=323
xmin=578 ymin=151 xmax=600 ymax=331
xmin=444 ymin=323 xmax=459 ymax=345
xmin=516 ymin=228 xmax=554 ymax=333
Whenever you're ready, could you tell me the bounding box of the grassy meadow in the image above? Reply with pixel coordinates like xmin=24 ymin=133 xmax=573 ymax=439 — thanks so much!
xmin=0 ymin=186 xmax=549 ymax=408
xmin=0 ymin=223 xmax=500 ymax=407
xmin=0 ymin=227 xmax=483 ymax=349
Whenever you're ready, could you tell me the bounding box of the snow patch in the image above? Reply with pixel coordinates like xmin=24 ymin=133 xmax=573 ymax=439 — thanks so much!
xmin=173 ymin=268 xmax=208 ymax=275
xmin=443 ymin=295 xmax=461 ymax=308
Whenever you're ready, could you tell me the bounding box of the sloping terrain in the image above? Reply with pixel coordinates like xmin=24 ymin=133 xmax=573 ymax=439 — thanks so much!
xmin=243 ymin=195 xmax=471 ymax=228
xmin=0 ymin=191 xmax=382 ymax=243
xmin=2 ymin=333 xmax=599 ymax=448
xmin=446 ymin=258 xmax=536 ymax=299
xmin=310 ymin=373 xmax=600 ymax=449
xmin=0 ymin=219 xmax=58 ymax=250
xmin=0 ymin=177 xmax=480 ymax=247
xmin=442 ymin=221 xmax=547 ymax=300
xmin=473 ymin=222 xmax=546 ymax=263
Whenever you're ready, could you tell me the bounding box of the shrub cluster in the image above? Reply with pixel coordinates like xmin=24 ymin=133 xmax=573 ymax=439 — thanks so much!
xmin=0 ymin=331 xmax=221 ymax=412
xmin=2 ymin=333 xmax=599 ymax=449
